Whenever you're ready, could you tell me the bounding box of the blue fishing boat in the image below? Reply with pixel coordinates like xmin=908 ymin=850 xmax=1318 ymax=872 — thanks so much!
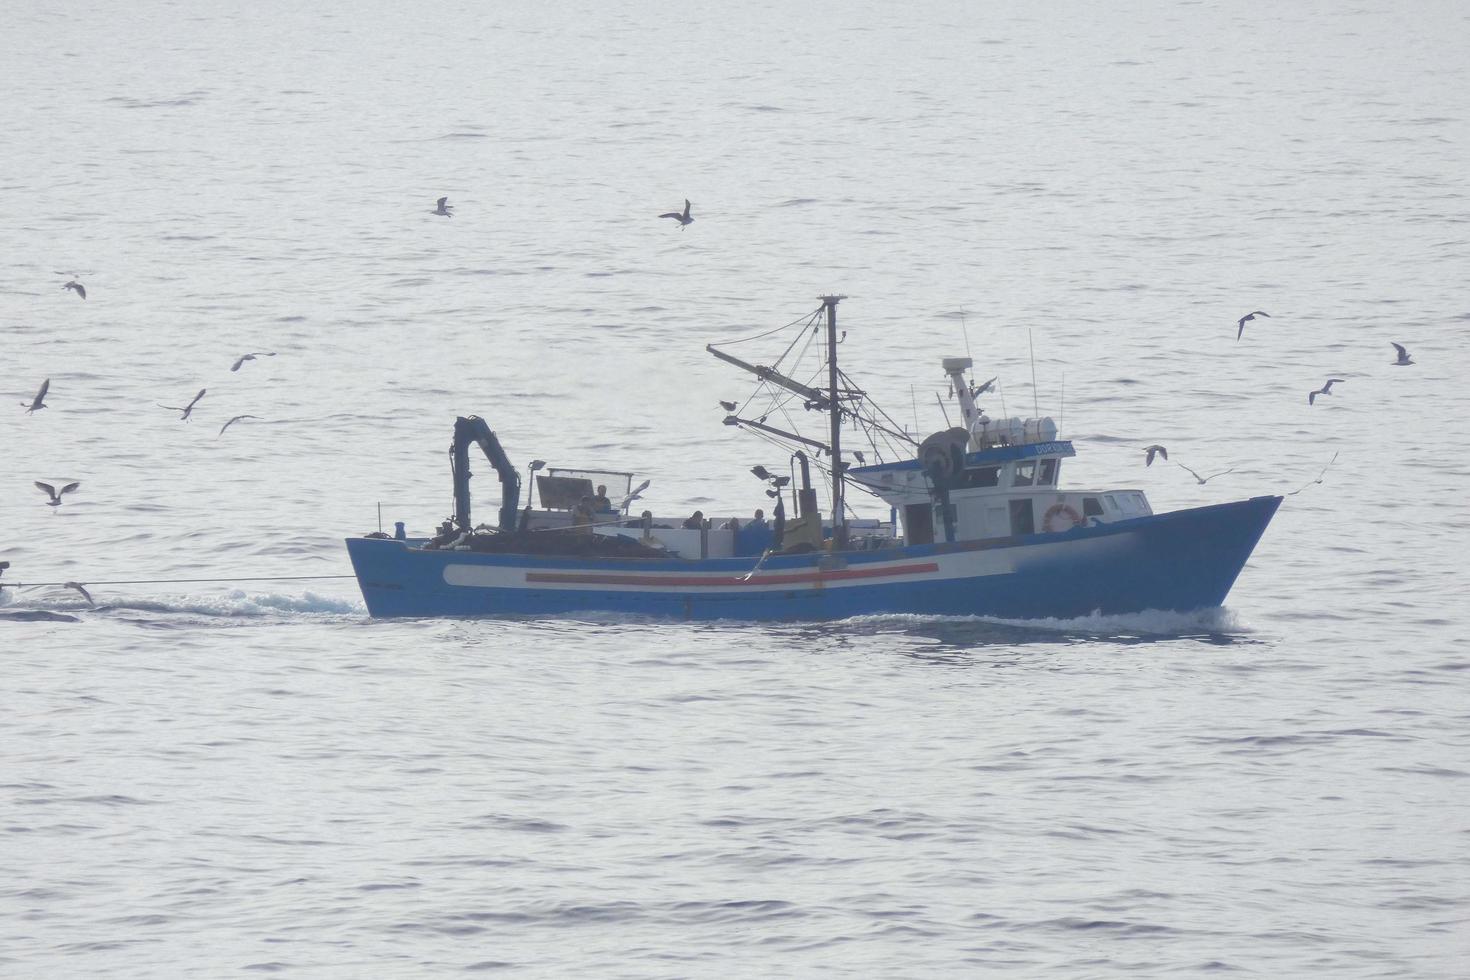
xmin=347 ymin=297 xmax=1280 ymax=620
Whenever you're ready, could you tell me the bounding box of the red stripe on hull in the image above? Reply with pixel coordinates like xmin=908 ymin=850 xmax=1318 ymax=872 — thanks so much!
xmin=525 ymin=561 xmax=940 ymax=588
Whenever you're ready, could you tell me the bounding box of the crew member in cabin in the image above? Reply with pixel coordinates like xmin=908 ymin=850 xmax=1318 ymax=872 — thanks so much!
xmin=748 ymin=508 xmax=767 ymax=529
xmin=591 ymin=484 xmax=612 ymax=512
xmin=682 ymin=510 xmax=705 ymax=529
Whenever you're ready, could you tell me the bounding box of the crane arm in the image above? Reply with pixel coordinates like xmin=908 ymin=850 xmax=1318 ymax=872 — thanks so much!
xmin=452 ymin=416 xmax=521 ymax=532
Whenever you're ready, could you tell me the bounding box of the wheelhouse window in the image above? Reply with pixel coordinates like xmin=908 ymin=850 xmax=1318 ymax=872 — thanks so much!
xmin=1012 ymin=461 xmax=1036 ymax=487
xmin=960 ymin=466 xmax=999 ymax=488
xmin=1037 ymin=459 xmax=1058 ymax=485
xmin=1082 ymin=497 xmax=1103 ymax=517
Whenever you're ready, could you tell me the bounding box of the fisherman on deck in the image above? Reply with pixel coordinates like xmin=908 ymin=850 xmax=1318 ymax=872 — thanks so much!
xmin=572 ymin=496 xmax=596 ymax=534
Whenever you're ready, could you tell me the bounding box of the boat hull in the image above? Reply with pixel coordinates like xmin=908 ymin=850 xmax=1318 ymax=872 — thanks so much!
xmin=347 ymin=495 xmax=1282 ymax=621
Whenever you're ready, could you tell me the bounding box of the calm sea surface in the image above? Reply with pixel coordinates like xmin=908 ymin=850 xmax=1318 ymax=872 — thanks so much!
xmin=3 ymin=1 xmax=1467 ymax=976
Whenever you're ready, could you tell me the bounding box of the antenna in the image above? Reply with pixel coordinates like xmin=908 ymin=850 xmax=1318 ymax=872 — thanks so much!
xmin=1059 ymin=371 xmax=1066 ymax=436
xmin=959 ymin=308 xmax=973 ymax=362
xmin=935 ymin=393 xmax=953 ymax=429
xmin=1028 ymin=329 xmax=1040 ymax=417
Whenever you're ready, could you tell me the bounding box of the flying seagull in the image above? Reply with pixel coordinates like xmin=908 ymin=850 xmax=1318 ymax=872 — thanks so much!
xmin=218 ymin=414 xmax=260 ymax=437
xmin=35 ymin=480 xmax=80 ymax=506
xmin=160 ymin=388 xmax=206 ymax=420
xmin=432 ymin=196 xmax=453 ymax=217
xmin=231 ymin=351 xmax=277 ymax=372
xmin=1236 ymin=310 xmax=1270 ymax=341
xmin=971 ymin=376 xmax=998 ymax=397
xmin=1390 ymin=342 xmax=1413 ymax=366
xmin=1289 ymin=451 xmax=1340 ymax=496
xmin=1143 ymin=444 xmax=1168 ymax=467
xmin=1308 ymin=379 xmax=1345 ymax=405
xmin=21 ymin=378 xmax=49 ymax=413
xmin=62 ymin=280 xmax=86 ymax=300
xmin=1177 ymin=462 xmax=1234 ymax=485
xmin=63 ymin=582 xmax=94 ymax=605
xmin=619 ymin=479 xmax=651 ymax=511
xmin=659 ymin=199 xmax=693 ymax=229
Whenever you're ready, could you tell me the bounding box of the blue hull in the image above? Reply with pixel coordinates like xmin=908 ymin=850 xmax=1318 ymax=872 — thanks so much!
xmin=347 ymin=496 xmax=1282 ymax=621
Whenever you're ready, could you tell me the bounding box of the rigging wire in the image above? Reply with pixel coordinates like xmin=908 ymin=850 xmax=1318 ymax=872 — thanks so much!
xmin=708 ymin=305 xmax=824 ymax=349
xmin=3 ymin=573 xmax=355 ymax=589
xmin=719 ymin=302 xmax=917 ymax=476
xmin=736 ymin=310 xmax=824 ymax=418
xmin=836 ymin=366 xmax=916 ymax=446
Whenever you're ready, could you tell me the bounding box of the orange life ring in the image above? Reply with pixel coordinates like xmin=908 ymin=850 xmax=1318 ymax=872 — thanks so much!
xmin=1042 ymin=502 xmax=1084 ymax=533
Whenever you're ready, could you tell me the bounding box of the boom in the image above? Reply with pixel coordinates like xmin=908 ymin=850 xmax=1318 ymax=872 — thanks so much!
xmin=706 ymin=345 xmax=831 ymax=410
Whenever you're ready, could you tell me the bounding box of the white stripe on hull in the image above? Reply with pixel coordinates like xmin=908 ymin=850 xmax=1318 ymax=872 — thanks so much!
xmin=439 ymin=531 xmax=1133 ymax=594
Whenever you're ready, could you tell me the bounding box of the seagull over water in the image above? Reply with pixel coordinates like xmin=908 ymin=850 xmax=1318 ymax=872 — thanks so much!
xmin=35 ymin=480 xmax=80 ymax=507
xmin=62 ymin=279 xmax=86 ymax=300
xmin=160 ymin=388 xmax=206 ymax=420
xmin=63 ymin=582 xmax=94 ymax=605
xmin=432 ymin=196 xmax=453 ymax=217
xmin=22 ymin=378 xmax=49 ymax=413
xmin=1308 ymin=378 xmax=1345 ymax=405
xmin=1177 ymin=462 xmax=1234 ymax=485
xmin=231 ymin=351 xmax=277 ymax=372
xmin=1236 ymin=310 xmax=1269 ymax=341
xmin=659 ymin=199 xmax=693 ymax=229
xmin=1390 ymin=342 xmax=1413 ymax=366
xmin=1143 ymin=444 xmax=1168 ymax=467
xmin=218 ymin=414 xmax=260 ymax=437
xmin=1289 ymin=451 xmax=1340 ymax=496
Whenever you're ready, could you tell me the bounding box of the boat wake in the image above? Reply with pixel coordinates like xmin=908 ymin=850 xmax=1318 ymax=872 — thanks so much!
xmin=832 ymin=605 xmax=1251 ymax=642
xmin=491 ymin=605 xmax=1252 ymax=644
xmin=0 ymin=588 xmax=365 ymax=622
xmin=982 ymin=605 xmax=1247 ymax=636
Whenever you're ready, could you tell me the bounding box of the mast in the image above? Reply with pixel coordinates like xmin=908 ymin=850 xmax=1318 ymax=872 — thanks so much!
xmin=821 ymin=294 xmax=848 ymax=549
xmin=943 ymin=357 xmax=981 ymax=449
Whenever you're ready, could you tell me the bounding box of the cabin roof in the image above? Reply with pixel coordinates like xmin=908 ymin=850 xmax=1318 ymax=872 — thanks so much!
xmin=849 ymin=440 xmax=1076 ymax=475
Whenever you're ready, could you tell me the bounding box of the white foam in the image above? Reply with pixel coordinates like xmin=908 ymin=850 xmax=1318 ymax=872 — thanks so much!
xmin=985 ymin=606 xmax=1247 ymax=636
xmin=835 ymin=606 xmax=1248 ymax=636
xmin=0 ymin=588 xmax=365 ymax=619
